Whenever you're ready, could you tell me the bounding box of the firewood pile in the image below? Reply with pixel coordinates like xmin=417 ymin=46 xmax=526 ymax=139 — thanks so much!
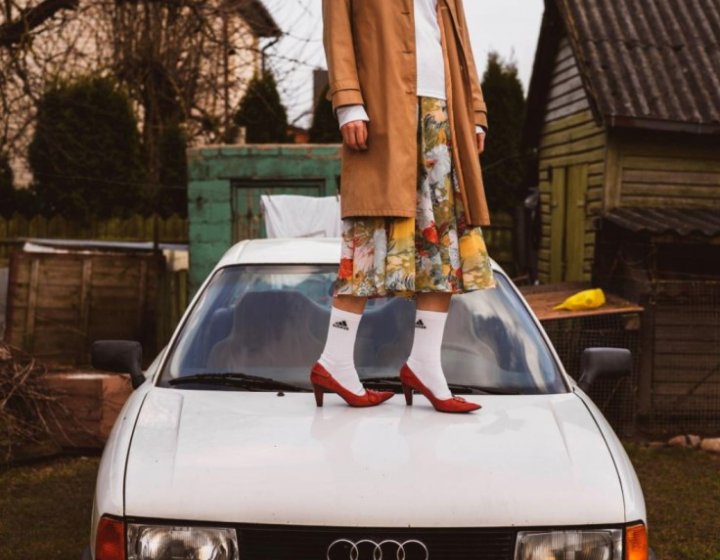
xmin=0 ymin=343 xmax=75 ymax=460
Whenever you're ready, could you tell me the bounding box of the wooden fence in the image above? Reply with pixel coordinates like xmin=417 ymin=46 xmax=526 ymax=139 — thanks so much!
xmin=0 ymin=214 xmax=189 ymax=363
xmin=1 ymin=211 xmax=516 ymax=365
xmin=483 ymin=212 xmax=515 ymax=276
xmin=0 ymin=214 xmax=188 ymax=264
xmin=1 ymin=210 xmax=513 ymax=270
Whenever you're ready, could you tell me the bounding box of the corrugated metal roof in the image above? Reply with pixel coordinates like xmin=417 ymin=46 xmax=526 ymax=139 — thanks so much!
xmin=558 ymin=0 xmax=720 ymax=133
xmin=604 ymin=207 xmax=720 ymax=236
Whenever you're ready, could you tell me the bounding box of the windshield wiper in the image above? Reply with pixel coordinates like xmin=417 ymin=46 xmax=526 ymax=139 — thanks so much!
xmin=362 ymin=376 xmax=522 ymax=395
xmin=168 ymin=372 xmax=309 ymax=392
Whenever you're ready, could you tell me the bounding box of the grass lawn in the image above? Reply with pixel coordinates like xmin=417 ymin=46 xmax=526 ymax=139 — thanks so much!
xmin=626 ymin=443 xmax=720 ymax=560
xmin=0 ymin=445 xmax=718 ymax=559
xmin=0 ymin=455 xmax=99 ymax=560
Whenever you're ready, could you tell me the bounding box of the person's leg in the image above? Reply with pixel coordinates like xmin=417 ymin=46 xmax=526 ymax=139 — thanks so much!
xmin=406 ymin=292 xmax=453 ymax=398
xmin=333 ymin=294 xmax=367 ymax=314
xmin=416 ymin=292 xmax=451 ymax=313
xmin=317 ymin=294 xmax=368 ymax=395
xmin=399 ymin=98 xmax=480 ymax=412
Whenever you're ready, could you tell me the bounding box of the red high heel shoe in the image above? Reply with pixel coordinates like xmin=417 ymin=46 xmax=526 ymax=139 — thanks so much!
xmin=310 ymin=362 xmax=394 ymax=408
xmin=399 ymin=363 xmax=481 ymax=413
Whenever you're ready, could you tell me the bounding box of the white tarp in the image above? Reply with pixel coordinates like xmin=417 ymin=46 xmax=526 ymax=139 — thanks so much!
xmin=261 ymin=195 xmax=341 ymax=238
xmin=21 ymin=239 xmax=188 ymax=271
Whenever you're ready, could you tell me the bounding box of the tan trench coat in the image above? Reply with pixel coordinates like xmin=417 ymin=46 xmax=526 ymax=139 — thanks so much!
xmin=323 ymin=0 xmax=491 ymax=227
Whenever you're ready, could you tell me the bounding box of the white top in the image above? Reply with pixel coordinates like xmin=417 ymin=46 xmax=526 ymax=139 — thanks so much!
xmin=335 ymin=0 xmax=485 ymax=135
xmin=414 ymin=0 xmax=447 ymax=100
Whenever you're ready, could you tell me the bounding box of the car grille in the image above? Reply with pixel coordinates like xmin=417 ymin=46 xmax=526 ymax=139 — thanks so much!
xmin=237 ymin=525 xmax=516 ymax=560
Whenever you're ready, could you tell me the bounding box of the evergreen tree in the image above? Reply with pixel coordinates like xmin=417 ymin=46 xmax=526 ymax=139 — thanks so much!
xmin=309 ymin=85 xmax=342 ymax=143
xmin=234 ymin=70 xmax=290 ymax=144
xmin=0 ymin=152 xmax=14 ymax=217
xmin=154 ymin=117 xmax=188 ymax=217
xmin=481 ymin=52 xmax=527 ymax=214
xmin=28 ymin=75 xmax=147 ymax=221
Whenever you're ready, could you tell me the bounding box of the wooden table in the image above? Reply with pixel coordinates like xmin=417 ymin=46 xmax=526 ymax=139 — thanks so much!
xmin=518 ymin=282 xmax=644 ymax=321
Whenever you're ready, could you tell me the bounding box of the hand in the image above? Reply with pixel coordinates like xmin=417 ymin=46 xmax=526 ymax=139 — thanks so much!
xmin=477 ymin=133 xmax=486 ymax=155
xmin=341 ymin=120 xmax=368 ymax=151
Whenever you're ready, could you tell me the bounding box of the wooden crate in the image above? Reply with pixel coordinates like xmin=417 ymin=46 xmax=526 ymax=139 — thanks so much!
xmin=41 ymin=372 xmax=133 ymax=448
xmin=5 ymin=252 xmax=164 ymax=365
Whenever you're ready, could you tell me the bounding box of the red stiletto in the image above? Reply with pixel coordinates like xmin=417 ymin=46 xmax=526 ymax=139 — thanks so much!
xmin=399 ymin=363 xmax=481 ymax=413
xmin=310 ymin=362 xmax=394 ymax=408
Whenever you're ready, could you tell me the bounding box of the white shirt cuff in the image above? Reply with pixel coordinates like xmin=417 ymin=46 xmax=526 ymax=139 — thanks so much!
xmin=336 ymin=104 xmax=482 ymax=135
xmin=336 ymin=105 xmax=370 ymax=129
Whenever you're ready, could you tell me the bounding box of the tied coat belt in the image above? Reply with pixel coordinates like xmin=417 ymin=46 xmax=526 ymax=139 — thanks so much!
xmin=322 ymin=0 xmax=491 ymax=227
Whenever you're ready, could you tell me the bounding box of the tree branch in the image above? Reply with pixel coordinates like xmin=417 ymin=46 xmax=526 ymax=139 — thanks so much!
xmin=0 ymin=0 xmax=78 ymax=47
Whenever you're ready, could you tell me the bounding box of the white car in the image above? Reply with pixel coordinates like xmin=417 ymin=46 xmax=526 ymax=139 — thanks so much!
xmin=84 ymin=238 xmax=653 ymax=560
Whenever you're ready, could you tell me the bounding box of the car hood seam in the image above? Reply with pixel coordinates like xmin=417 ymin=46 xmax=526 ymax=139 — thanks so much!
xmin=572 ymin=391 xmax=627 ymax=522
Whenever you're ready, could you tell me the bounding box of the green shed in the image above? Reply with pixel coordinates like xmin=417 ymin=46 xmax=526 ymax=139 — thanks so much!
xmin=187 ymin=144 xmax=341 ymax=292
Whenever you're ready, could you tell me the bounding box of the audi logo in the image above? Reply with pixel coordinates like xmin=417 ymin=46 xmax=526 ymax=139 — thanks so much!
xmin=327 ymin=538 xmax=430 ymax=560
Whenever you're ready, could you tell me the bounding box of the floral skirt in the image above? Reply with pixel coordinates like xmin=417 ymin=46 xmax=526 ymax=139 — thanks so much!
xmin=334 ymin=96 xmax=497 ymax=299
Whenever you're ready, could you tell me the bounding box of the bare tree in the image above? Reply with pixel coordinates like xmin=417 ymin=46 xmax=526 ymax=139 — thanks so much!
xmin=0 ymin=0 xmax=78 ymax=48
xmin=1 ymin=0 xmax=96 ymax=185
xmin=1 ymin=0 xmax=276 ymax=192
xmin=111 ymin=0 xmax=275 ymax=186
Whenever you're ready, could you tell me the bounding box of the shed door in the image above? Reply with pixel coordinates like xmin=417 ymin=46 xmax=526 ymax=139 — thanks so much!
xmin=231 ymin=181 xmax=324 ymax=241
xmin=550 ymin=164 xmax=588 ymax=282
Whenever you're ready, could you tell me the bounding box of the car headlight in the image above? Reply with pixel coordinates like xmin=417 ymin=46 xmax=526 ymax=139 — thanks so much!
xmin=127 ymin=523 xmax=239 ymax=560
xmin=515 ymin=529 xmax=623 ymax=560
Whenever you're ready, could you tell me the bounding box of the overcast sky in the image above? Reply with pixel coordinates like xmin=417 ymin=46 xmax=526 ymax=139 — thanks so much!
xmin=262 ymin=0 xmax=546 ymax=127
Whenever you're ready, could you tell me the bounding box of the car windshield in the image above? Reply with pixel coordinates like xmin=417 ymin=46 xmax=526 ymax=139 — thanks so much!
xmin=158 ymin=265 xmax=567 ymax=394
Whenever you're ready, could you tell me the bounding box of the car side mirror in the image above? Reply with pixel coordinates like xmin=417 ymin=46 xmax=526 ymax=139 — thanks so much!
xmin=578 ymin=347 xmax=632 ymax=392
xmin=91 ymin=340 xmax=145 ymax=389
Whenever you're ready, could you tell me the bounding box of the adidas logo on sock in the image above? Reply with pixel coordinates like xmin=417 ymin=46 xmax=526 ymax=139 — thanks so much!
xmin=415 ymin=319 xmax=427 ymax=329
xmin=333 ymin=320 xmax=350 ymax=330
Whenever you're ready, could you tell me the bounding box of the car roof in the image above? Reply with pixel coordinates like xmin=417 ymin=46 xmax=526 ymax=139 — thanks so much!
xmin=216 ymin=238 xmax=502 ymax=271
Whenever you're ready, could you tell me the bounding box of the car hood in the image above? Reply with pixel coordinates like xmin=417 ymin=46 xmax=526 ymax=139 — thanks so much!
xmin=124 ymin=389 xmax=624 ymax=527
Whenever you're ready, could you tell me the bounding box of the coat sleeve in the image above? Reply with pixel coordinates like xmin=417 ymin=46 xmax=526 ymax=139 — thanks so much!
xmin=322 ymin=0 xmax=365 ymax=110
xmin=454 ymin=0 xmax=488 ymax=130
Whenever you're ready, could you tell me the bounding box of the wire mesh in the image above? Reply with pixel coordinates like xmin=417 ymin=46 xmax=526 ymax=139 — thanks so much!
xmin=534 ymin=276 xmax=720 ymax=438
xmin=541 ymin=312 xmax=641 ymax=437
xmin=646 ymin=279 xmax=720 ymax=436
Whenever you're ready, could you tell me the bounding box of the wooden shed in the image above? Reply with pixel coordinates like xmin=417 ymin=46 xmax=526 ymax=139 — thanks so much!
xmin=524 ymin=0 xmax=720 ymax=284
xmin=524 ymin=0 xmax=720 ymax=430
xmin=593 ymin=209 xmax=720 ymax=430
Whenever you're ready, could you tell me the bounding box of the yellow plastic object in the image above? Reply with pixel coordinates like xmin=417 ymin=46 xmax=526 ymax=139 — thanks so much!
xmin=552 ymin=288 xmax=606 ymax=311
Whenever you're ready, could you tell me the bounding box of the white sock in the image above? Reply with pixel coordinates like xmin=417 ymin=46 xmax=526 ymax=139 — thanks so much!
xmin=318 ymin=307 xmax=365 ymax=396
xmin=406 ymin=309 xmax=452 ymax=399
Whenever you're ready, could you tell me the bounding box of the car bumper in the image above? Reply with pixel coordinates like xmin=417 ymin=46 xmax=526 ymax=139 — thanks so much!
xmin=80 ymin=535 xmax=657 ymax=559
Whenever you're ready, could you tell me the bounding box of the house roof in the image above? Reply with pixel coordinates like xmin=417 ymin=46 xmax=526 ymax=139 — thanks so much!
xmin=236 ymin=0 xmax=281 ymax=38
xmin=604 ymin=207 xmax=720 ymax=237
xmin=525 ymin=0 xmax=720 ymax=141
